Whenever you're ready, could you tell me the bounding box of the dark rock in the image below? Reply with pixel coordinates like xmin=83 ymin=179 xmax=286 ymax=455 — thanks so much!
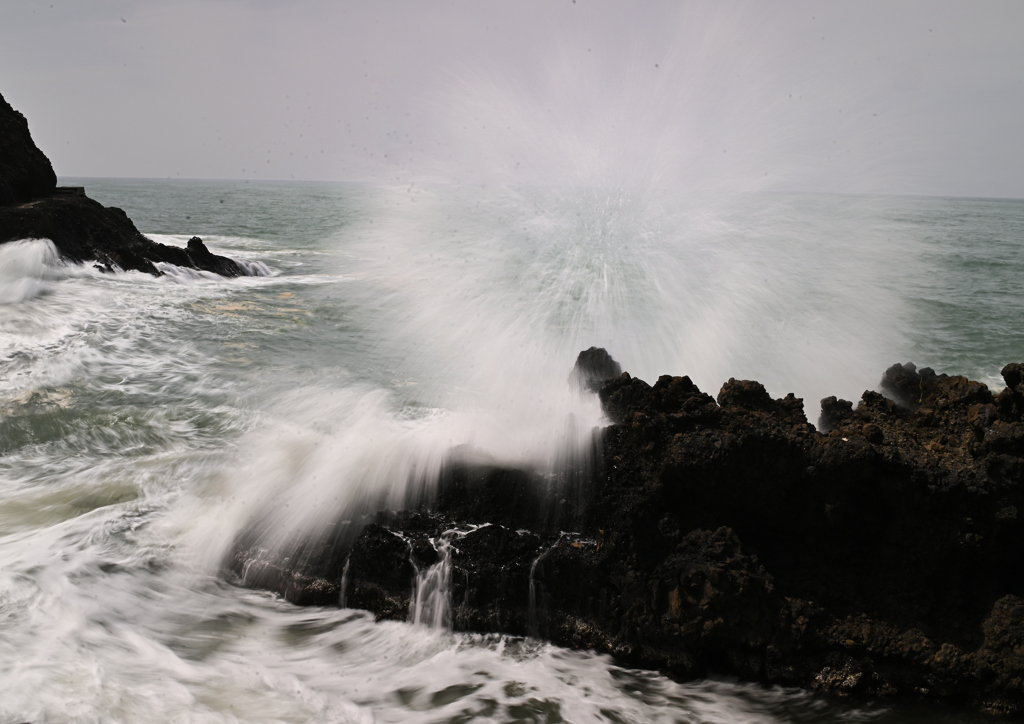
xmin=52 ymin=186 xmax=85 ymax=197
xmin=1004 ymin=364 xmax=1024 ymax=395
xmin=449 ymin=524 xmax=543 ymax=634
xmin=345 ymin=523 xmax=416 ymax=620
xmin=226 ymin=515 xmax=354 ymax=607
xmin=227 ymin=357 xmax=1024 ymax=716
xmin=0 ymin=90 xmax=255 ymax=277
xmin=598 ymin=372 xmax=653 ymax=423
xmin=861 ymin=423 xmax=884 ymax=444
xmin=0 ymin=91 xmax=56 ymax=207
xmin=621 ymin=526 xmax=779 ymax=679
xmin=819 ymin=396 xmax=854 ymax=431
xmin=183 ymin=236 xmax=249 ymax=277
xmin=569 ymin=347 xmax=622 ymax=391
xmin=970 ymin=403 xmax=999 ymax=430
xmin=717 ymin=378 xmax=774 ymax=411
xmin=0 ymin=195 xmax=247 ymax=276
xmin=433 ymin=452 xmax=553 ymax=532
xmin=880 ymin=361 xmax=923 ymax=407
xmin=997 ymin=365 xmax=1024 ymax=424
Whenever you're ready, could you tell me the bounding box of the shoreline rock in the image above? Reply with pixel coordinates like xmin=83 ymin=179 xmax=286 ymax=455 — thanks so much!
xmin=0 ymin=92 xmax=56 ymax=206
xmin=228 ymin=355 xmax=1024 ymax=716
xmin=0 ymin=90 xmax=255 ymax=277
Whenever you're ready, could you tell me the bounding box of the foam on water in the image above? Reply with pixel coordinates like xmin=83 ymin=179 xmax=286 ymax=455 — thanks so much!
xmin=3 ymin=180 xmax=1020 ymax=723
xmin=0 ymin=500 xmax=884 ymax=724
xmin=145 ymin=233 xmax=275 ymax=278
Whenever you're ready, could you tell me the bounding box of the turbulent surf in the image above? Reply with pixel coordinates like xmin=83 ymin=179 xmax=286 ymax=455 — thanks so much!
xmin=2 ymin=177 xmax=1023 ymax=722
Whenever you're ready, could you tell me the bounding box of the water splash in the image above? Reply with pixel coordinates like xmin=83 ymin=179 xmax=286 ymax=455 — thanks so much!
xmin=233 ymin=258 xmax=273 ymax=277
xmin=0 ymin=239 xmax=64 ymax=304
xmin=210 ymin=186 xmax=918 ymax=581
xmin=2 ymin=179 xmax=1007 ymax=724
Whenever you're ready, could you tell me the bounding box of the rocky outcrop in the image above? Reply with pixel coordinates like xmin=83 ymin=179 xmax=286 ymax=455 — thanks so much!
xmin=0 ymin=194 xmax=245 ymax=276
xmin=0 ymin=90 xmax=253 ymax=277
xmin=570 ymin=346 xmax=622 ymax=391
xmin=0 ymin=92 xmax=56 ymax=206
xmin=227 ymin=356 xmax=1024 ymax=713
xmin=583 ymin=361 xmax=1024 ymax=713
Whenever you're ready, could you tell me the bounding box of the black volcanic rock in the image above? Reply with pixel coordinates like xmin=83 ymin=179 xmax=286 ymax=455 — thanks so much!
xmin=0 ymin=196 xmax=246 ymax=276
xmin=0 ymin=90 xmax=254 ymax=277
xmin=570 ymin=346 xmax=622 ymax=391
xmin=227 ymin=353 xmax=1024 ymax=714
xmin=0 ymin=92 xmax=56 ymax=207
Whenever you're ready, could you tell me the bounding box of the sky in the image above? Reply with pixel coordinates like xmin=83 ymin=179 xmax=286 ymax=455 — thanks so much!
xmin=1 ymin=0 xmax=1022 ymax=198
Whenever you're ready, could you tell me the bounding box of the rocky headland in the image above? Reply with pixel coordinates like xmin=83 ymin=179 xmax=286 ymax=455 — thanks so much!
xmin=230 ymin=350 xmax=1024 ymax=716
xmin=0 ymin=90 xmax=254 ymax=276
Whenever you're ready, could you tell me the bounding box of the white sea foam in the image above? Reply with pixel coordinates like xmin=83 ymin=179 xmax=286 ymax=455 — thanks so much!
xmin=152 ymin=262 xmax=228 ymax=282
xmin=0 ymin=238 xmax=64 ymax=304
xmin=234 ymin=257 xmax=273 ymax=276
xmin=144 ymin=233 xmax=274 ymax=278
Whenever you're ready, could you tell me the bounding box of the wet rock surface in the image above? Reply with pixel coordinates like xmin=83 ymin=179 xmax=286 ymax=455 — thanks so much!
xmin=586 ymin=361 xmax=1024 ymax=714
xmin=0 ymin=90 xmax=251 ymax=277
xmin=228 ymin=357 xmax=1024 ymax=714
xmin=228 ymin=364 xmax=1024 ymax=707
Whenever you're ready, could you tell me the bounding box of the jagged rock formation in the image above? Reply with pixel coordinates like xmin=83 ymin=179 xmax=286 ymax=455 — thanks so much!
xmin=227 ymin=357 xmax=1024 ymax=714
xmin=0 ymin=90 xmax=252 ymax=277
xmin=583 ymin=361 xmax=1024 ymax=713
xmin=225 ymin=358 xmax=1024 ymax=716
xmin=570 ymin=346 xmax=623 ymax=391
xmin=0 ymin=92 xmax=57 ymax=206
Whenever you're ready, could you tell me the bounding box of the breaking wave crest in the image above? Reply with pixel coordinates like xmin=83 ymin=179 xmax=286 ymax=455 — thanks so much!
xmin=0 ymin=239 xmax=64 ymax=304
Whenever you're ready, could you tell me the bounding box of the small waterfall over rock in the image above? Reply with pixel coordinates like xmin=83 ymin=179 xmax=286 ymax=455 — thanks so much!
xmin=339 ymin=554 xmax=351 ymax=608
xmin=527 ymin=537 xmax=561 ymax=638
xmin=410 ymin=534 xmax=455 ymax=629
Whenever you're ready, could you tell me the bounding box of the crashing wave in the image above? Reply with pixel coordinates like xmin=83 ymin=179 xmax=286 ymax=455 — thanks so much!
xmin=234 ymin=258 xmax=273 ymax=276
xmin=0 ymin=239 xmax=63 ymax=304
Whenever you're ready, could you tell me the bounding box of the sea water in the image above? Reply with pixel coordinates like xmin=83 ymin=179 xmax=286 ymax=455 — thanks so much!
xmin=1 ymin=177 xmax=1022 ymax=723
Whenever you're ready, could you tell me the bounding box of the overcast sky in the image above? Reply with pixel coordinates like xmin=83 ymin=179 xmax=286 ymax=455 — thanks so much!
xmin=1 ymin=0 xmax=1022 ymax=197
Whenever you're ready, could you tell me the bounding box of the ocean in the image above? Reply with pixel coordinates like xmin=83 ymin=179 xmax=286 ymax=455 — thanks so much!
xmin=2 ymin=177 xmax=1022 ymax=723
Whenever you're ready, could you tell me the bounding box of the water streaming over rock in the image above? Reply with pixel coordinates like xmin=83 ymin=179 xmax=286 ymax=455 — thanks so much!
xmin=339 ymin=554 xmax=351 ymax=608
xmin=410 ymin=533 xmax=456 ymax=629
xmin=528 ymin=536 xmax=561 ymax=638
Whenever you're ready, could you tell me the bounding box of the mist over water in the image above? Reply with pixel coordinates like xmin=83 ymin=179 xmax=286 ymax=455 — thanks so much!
xmin=1 ymin=175 xmax=1022 ymax=722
